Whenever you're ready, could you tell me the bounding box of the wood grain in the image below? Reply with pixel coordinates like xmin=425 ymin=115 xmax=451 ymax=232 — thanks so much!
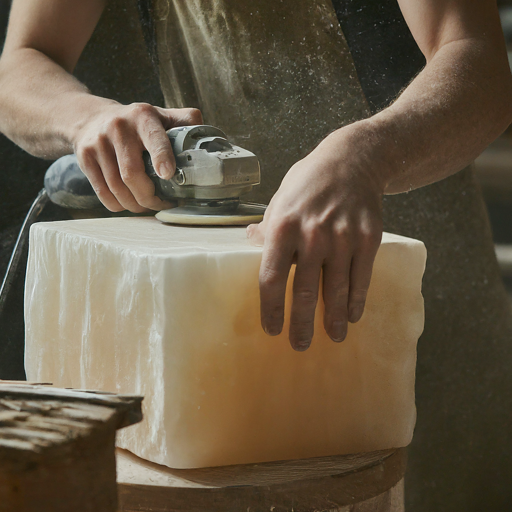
xmin=0 ymin=381 xmax=143 ymax=512
xmin=117 ymin=448 xmax=406 ymax=512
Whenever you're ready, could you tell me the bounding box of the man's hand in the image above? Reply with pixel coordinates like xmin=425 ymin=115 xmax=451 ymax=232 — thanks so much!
xmin=248 ymin=0 xmax=512 ymax=351
xmin=0 ymin=0 xmax=204 ymax=213
xmin=0 ymin=0 xmax=204 ymax=214
xmin=74 ymin=102 xmax=202 ymax=213
xmin=247 ymin=128 xmax=384 ymax=351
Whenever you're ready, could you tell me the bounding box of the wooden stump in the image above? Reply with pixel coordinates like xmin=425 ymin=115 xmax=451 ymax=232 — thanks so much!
xmin=0 ymin=381 xmax=142 ymax=512
xmin=117 ymin=447 xmax=406 ymax=512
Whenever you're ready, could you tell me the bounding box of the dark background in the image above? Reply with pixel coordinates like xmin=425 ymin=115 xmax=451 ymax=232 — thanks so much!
xmin=0 ymin=0 xmax=67 ymax=379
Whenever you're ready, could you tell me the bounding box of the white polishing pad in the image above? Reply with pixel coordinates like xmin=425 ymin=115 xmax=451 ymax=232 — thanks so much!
xmin=155 ymin=203 xmax=266 ymax=226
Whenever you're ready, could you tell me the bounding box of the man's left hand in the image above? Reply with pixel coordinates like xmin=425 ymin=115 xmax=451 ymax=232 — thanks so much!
xmin=247 ymin=128 xmax=385 ymax=351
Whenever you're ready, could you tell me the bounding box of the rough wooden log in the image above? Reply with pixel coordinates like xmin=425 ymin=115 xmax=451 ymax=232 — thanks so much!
xmin=0 ymin=381 xmax=142 ymax=512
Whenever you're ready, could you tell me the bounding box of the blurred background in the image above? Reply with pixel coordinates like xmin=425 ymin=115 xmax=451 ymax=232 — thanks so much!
xmin=475 ymin=0 xmax=512 ymax=295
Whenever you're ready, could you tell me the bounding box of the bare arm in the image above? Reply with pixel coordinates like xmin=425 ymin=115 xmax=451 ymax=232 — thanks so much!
xmin=370 ymin=0 xmax=512 ymax=193
xmin=248 ymin=0 xmax=512 ymax=350
xmin=0 ymin=0 xmax=202 ymax=213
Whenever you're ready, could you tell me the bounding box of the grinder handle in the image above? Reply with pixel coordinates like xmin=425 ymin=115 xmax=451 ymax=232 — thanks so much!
xmin=44 ymin=155 xmax=103 ymax=209
xmin=44 ymin=154 xmax=167 ymax=209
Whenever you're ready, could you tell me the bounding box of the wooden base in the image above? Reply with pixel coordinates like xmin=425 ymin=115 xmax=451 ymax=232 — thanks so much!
xmin=117 ymin=448 xmax=406 ymax=512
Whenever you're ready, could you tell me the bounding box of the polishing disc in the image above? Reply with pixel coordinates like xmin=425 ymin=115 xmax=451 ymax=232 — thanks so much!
xmin=155 ymin=203 xmax=266 ymax=226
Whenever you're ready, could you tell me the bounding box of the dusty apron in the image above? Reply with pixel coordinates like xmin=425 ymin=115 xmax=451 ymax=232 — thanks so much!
xmin=151 ymin=2 xmax=512 ymax=511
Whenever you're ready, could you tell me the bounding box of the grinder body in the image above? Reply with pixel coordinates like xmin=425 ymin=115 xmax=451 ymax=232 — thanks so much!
xmin=44 ymin=125 xmax=266 ymax=225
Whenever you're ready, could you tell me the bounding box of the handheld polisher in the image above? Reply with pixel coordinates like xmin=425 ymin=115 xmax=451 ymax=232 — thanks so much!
xmin=44 ymin=125 xmax=266 ymax=226
xmin=0 ymin=126 xmax=266 ymax=314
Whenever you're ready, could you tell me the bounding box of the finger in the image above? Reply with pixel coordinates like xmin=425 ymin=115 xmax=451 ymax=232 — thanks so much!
xmin=151 ymin=107 xmax=203 ymax=179
xmin=289 ymin=251 xmax=322 ymax=351
xmin=96 ymin=139 xmax=149 ymax=214
xmin=136 ymin=112 xmax=176 ymax=180
xmin=113 ymin=132 xmax=174 ymax=211
xmin=348 ymin=234 xmax=381 ymax=323
xmin=76 ymin=147 xmax=124 ymax=212
xmin=322 ymin=253 xmax=351 ymax=343
xmin=157 ymin=107 xmax=203 ymax=129
xmin=259 ymin=225 xmax=296 ymax=337
xmin=247 ymin=222 xmax=265 ymax=246
xmin=247 ymin=200 xmax=276 ymax=246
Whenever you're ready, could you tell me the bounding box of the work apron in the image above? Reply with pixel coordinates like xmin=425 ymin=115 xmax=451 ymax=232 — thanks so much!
xmin=151 ymin=2 xmax=512 ymax=510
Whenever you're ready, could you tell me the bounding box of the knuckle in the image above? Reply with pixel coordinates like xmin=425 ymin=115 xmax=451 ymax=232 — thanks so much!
xmin=107 ymin=116 xmax=128 ymax=133
xmin=329 ymin=282 xmax=350 ymax=301
xmin=185 ymin=108 xmax=203 ymax=124
xmin=358 ymin=226 xmax=381 ymax=248
xmin=76 ymin=144 xmax=95 ymax=163
xmin=265 ymin=304 xmax=285 ymax=321
xmin=273 ymin=215 xmax=298 ymax=236
xmin=91 ymin=183 xmax=107 ymax=198
xmin=120 ymin=166 xmax=140 ymax=184
xmin=304 ymin=225 xmax=325 ymax=249
xmin=108 ymin=181 xmax=127 ymax=197
xmin=94 ymin=132 xmax=110 ymax=149
xmin=138 ymin=195 xmax=161 ymax=210
xmin=131 ymin=102 xmax=154 ymax=117
xmin=149 ymin=146 xmax=172 ymax=163
xmin=105 ymin=203 xmax=125 ymax=213
xmin=333 ymin=223 xmax=353 ymax=244
xmin=294 ymin=288 xmax=318 ymax=304
xmin=290 ymin=317 xmax=314 ymax=329
xmin=351 ymin=289 xmax=368 ymax=303
xmin=260 ymin=267 xmax=282 ymax=288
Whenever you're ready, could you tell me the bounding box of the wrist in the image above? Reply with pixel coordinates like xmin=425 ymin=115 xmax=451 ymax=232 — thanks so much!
xmin=65 ymin=94 xmax=120 ymax=150
xmin=317 ymin=118 xmax=399 ymax=194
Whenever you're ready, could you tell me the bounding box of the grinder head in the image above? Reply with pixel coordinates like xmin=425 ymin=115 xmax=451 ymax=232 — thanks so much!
xmin=144 ymin=125 xmax=266 ymax=226
xmin=44 ymin=125 xmax=266 ymax=226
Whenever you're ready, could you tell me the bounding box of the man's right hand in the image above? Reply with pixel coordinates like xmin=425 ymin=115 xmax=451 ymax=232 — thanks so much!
xmin=0 ymin=0 xmax=203 ymax=214
xmin=74 ymin=102 xmax=203 ymax=213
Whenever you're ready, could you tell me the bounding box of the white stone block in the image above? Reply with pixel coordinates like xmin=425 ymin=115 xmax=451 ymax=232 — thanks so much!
xmin=25 ymin=217 xmax=426 ymax=469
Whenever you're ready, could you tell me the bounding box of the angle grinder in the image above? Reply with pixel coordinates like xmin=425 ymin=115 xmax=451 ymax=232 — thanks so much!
xmin=0 ymin=126 xmax=266 ymax=314
xmin=44 ymin=125 xmax=266 ymax=226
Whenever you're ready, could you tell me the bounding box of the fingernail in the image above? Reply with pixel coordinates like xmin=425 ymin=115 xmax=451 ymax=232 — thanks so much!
xmin=294 ymin=339 xmax=311 ymax=352
xmin=330 ymin=320 xmax=347 ymax=342
xmin=349 ymin=305 xmax=364 ymax=323
xmin=264 ymin=324 xmax=281 ymax=336
xmin=157 ymin=161 xmax=174 ymax=179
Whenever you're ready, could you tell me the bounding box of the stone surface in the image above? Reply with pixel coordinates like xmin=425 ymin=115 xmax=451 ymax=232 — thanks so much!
xmin=25 ymin=217 xmax=425 ymax=469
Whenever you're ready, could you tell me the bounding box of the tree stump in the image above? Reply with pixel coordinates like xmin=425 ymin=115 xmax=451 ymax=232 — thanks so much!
xmin=0 ymin=381 xmax=142 ymax=512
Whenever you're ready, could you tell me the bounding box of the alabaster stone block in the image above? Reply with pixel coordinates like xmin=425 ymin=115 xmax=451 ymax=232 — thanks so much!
xmin=25 ymin=217 xmax=426 ymax=469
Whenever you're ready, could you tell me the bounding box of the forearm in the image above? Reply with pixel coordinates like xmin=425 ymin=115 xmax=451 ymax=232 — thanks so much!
xmin=324 ymin=36 xmax=512 ymax=194
xmin=0 ymin=43 xmax=202 ymax=213
xmin=0 ymin=48 xmax=116 ymax=159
